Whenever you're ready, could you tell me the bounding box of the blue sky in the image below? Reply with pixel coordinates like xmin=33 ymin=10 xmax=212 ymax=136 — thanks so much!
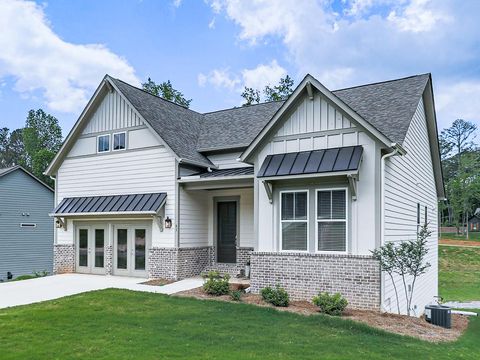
xmin=0 ymin=0 xmax=479 ymax=137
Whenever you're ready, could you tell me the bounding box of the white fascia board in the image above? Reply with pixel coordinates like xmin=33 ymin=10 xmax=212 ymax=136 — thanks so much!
xmin=258 ymin=170 xmax=358 ymax=182
xmin=178 ymin=174 xmax=254 ymax=183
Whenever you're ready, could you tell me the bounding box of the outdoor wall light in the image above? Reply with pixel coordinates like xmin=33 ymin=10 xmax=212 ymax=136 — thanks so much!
xmin=164 ymin=216 xmax=172 ymax=229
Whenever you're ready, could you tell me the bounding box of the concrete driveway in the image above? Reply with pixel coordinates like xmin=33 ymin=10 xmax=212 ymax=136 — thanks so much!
xmin=0 ymin=274 xmax=203 ymax=309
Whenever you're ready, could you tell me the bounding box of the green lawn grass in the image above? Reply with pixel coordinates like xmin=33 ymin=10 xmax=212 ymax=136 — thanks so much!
xmin=0 ymin=289 xmax=479 ymax=359
xmin=439 ymin=245 xmax=480 ymax=301
xmin=440 ymin=232 xmax=480 ymax=242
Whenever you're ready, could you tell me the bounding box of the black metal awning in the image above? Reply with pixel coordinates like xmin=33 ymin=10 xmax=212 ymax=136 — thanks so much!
xmin=257 ymin=146 xmax=363 ymax=178
xmin=53 ymin=193 xmax=167 ymax=216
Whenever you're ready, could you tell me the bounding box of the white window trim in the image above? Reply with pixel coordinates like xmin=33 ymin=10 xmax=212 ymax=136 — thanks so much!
xmin=279 ymin=189 xmax=309 ymax=253
xmin=97 ymin=134 xmax=111 ymax=153
xmin=112 ymin=131 xmax=127 ymax=152
xmin=315 ymin=187 xmax=348 ymax=254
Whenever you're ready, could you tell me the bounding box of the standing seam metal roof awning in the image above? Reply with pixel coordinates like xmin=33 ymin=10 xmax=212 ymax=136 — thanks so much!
xmin=257 ymin=146 xmax=363 ymax=178
xmin=52 ymin=193 xmax=167 ymax=216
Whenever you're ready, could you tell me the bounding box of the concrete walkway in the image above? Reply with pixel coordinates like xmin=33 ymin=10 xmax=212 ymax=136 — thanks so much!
xmin=443 ymin=301 xmax=480 ymax=309
xmin=0 ymin=274 xmax=204 ymax=309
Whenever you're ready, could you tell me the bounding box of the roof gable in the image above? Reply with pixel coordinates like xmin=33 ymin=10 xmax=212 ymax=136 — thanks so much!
xmin=0 ymin=165 xmax=53 ymax=192
xmin=240 ymin=74 xmax=394 ymax=162
xmin=109 ymin=78 xmax=213 ymax=167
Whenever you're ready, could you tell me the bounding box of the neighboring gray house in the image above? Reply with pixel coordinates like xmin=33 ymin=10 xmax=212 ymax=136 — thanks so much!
xmin=0 ymin=166 xmax=54 ymax=280
xmin=46 ymin=73 xmax=443 ymax=315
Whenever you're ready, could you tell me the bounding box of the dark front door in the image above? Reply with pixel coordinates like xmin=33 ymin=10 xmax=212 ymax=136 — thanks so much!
xmin=217 ymin=201 xmax=237 ymax=263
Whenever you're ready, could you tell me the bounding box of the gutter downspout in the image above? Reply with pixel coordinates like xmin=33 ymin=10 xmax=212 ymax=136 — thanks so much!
xmin=380 ymin=143 xmax=405 ymax=312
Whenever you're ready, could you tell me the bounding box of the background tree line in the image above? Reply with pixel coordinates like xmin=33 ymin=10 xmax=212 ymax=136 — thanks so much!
xmin=0 ymin=109 xmax=62 ymax=187
xmin=439 ymin=119 xmax=480 ymax=233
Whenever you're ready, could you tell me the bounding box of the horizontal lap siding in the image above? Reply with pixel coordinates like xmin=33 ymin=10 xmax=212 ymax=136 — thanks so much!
xmin=56 ymin=147 xmax=176 ymax=246
xmin=383 ymin=97 xmax=438 ymax=315
xmin=179 ymin=188 xmax=209 ymax=247
xmin=0 ymin=171 xmax=54 ymax=280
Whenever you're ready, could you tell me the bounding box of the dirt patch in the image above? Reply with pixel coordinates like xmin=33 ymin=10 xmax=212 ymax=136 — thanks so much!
xmin=440 ymin=239 xmax=480 ymax=247
xmin=175 ymin=286 xmax=470 ymax=343
xmin=140 ymin=279 xmax=175 ymax=286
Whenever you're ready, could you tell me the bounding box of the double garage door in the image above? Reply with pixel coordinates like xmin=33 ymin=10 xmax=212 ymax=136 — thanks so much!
xmin=76 ymin=222 xmax=151 ymax=277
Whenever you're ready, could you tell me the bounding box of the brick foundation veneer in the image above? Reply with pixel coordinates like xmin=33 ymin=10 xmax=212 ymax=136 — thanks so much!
xmin=53 ymin=244 xmax=75 ymax=274
xmin=177 ymin=247 xmax=211 ymax=279
xmin=250 ymin=252 xmax=381 ymax=310
xmin=148 ymin=246 xmax=212 ymax=280
xmin=205 ymin=247 xmax=253 ymax=277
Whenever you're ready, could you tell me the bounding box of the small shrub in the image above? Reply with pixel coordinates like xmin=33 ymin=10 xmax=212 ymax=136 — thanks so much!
xmin=230 ymin=289 xmax=243 ymax=301
xmin=260 ymin=285 xmax=289 ymax=307
xmin=312 ymin=292 xmax=348 ymax=316
xmin=202 ymin=271 xmax=230 ymax=296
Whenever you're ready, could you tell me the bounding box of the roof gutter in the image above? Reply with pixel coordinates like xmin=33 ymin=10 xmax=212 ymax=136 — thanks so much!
xmin=380 ymin=143 xmax=406 ymax=313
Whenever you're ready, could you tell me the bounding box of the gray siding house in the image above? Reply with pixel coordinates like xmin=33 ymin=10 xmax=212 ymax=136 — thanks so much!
xmin=0 ymin=166 xmax=54 ymax=281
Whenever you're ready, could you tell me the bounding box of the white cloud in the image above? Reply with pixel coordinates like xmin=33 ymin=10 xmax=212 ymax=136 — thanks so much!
xmin=435 ymin=81 xmax=480 ymax=129
xmin=387 ymin=0 xmax=451 ymax=33
xmin=198 ymin=60 xmax=287 ymax=97
xmin=241 ymin=60 xmax=287 ymax=90
xmin=207 ymin=0 xmax=480 ymax=129
xmin=0 ymin=0 xmax=139 ymax=113
xmin=197 ymin=68 xmax=240 ymax=90
xmin=208 ymin=17 xmax=216 ymax=29
xmin=173 ymin=0 xmax=182 ymax=8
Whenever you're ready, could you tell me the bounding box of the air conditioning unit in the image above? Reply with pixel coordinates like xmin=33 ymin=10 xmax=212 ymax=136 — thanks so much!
xmin=425 ymin=304 xmax=451 ymax=328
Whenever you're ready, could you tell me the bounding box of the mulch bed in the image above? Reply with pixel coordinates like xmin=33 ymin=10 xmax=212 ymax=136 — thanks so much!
xmin=175 ymin=286 xmax=470 ymax=343
xmin=440 ymin=239 xmax=480 ymax=247
xmin=140 ymin=279 xmax=175 ymax=286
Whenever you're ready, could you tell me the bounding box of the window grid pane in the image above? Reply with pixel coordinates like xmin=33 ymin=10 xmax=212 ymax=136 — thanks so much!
xmin=331 ymin=190 xmax=346 ymax=219
xmin=281 ymin=193 xmax=294 ymax=220
xmin=317 ymin=191 xmax=331 ymax=219
xmin=318 ymin=222 xmax=346 ymax=252
xmin=282 ymin=222 xmax=307 ymax=251
xmin=114 ymin=133 xmax=126 ymax=150
xmin=294 ymin=192 xmax=307 ymax=220
xmin=98 ymin=135 xmax=109 ymax=152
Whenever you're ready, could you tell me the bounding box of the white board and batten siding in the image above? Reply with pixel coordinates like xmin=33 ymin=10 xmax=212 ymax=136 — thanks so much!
xmin=383 ymin=98 xmax=438 ymax=315
xmin=56 ymin=89 xmax=177 ymax=248
xmin=82 ymin=90 xmax=143 ymax=135
xmin=254 ymin=92 xmax=381 ymax=255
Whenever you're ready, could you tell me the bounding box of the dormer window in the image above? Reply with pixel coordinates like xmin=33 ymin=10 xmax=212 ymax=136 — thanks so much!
xmin=97 ymin=134 xmax=110 ymax=153
xmin=113 ymin=132 xmax=126 ymax=151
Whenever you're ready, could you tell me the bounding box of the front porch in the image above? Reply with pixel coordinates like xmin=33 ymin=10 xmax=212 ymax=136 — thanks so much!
xmin=177 ymin=167 xmax=255 ymax=278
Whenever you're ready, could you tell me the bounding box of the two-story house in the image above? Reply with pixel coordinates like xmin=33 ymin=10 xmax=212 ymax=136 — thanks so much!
xmin=46 ymin=73 xmax=443 ymax=314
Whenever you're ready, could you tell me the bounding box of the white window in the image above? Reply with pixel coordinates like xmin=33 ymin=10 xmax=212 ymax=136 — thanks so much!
xmin=113 ymin=132 xmax=126 ymax=151
xmin=316 ymin=189 xmax=347 ymax=253
xmin=97 ymin=134 xmax=110 ymax=153
xmin=280 ymin=191 xmax=308 ymax=251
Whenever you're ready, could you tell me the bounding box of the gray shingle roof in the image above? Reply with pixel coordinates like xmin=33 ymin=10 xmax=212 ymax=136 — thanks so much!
xmin=109 ymin=74 xmax=428 ymax=168
xmin=110 ymin=78 xmax=213 ymax=167
xmin=198 ymin=101 xmax=284 ymax=151
xmin=333 ymin=74 xmax=429 ymax=144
